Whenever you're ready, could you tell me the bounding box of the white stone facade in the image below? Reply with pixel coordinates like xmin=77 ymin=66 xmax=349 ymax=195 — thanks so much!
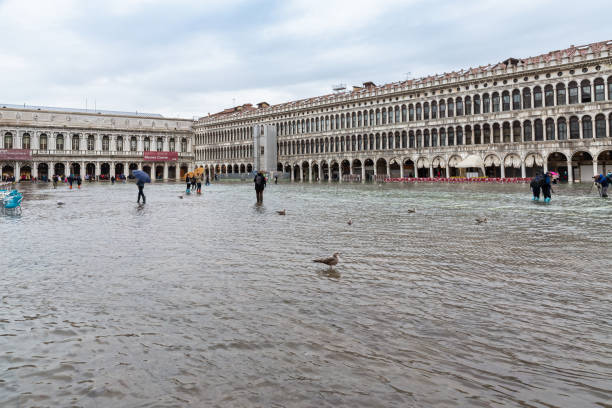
xmin=193 ymin=41 xmax=612 ymax=183
xmin=0 ymin=106 xmax=194 ymax=181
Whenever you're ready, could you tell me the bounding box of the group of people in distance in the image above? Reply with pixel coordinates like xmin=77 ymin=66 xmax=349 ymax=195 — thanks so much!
xmin=186 ymin=175 xmax=209 ymax=195
xmin=530 ymin=171 xmax=611 ymax=201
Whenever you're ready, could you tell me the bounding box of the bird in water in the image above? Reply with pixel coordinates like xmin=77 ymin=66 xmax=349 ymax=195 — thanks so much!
xmin=407 ymin=208 xmax=416 ymax=213
xmin=313 ymin=252 xmax=340 ymax=269
xmin=475 ymin=217 xmax=487 ymax=224
xmin=57 ymin=201 xmax=65 ymax=206
xmin=276 ymin=209 xmax=286 ymax=215
xmin=347 ymin=218 xmax=353 ymax=225
xmin=178 ymin=195 xmax=183 ymax=199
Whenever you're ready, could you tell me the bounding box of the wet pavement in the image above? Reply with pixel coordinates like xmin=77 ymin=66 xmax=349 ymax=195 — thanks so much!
xmin=1 ymin=181 xmax=611 ymax=407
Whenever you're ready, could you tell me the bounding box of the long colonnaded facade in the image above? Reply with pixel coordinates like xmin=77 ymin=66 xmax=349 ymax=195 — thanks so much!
xmin=193 ymin=41 xmax=612 ymax=183
xmin=0 ymin=105 xmax=194 ymax=181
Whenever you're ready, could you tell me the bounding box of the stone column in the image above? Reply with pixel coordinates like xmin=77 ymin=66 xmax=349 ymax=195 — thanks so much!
xmin=429 ymin=164 xmax=434 ymax=178
xmin=137 ymin=136 xmax=143 ymax=152
xmin=361 ymin=164 xmax=366 ymax=183
xmin=81 ymin=162 xmax=86 ymax=180
xmin=400 ymin=163 xmax=404 ymax=179
xmin=592 ymin=159 xmax=598 ymax=177
xmin=95 ymin=162 xmax=101 ymax=179
xmin=176 ymin=164 xmax=182 ymax=182
xmin=49 ymin=162 xmax=54 ymax=177
xmin=32 ymin=162 xmax=38 ymax=179
xmin=291 ymin=166 xmax=295 ymax=182
xmin=521 ymin=161 xmax=526 ymax=178
xmin=543 ymin=160 xmax=548 ymax=174
xmin=110 ymin=162 xmax=115 ymax=179
xmin=386 ymin=161 xmax=390 ymax=178
xmin=124 ymin=162 xmax=129 ymax=178
xmin=66 ymin=161 xmax=71 ymax=176
xmin=300 ymin=165 xmax=304 ymax=182
xmin=318 ymin=163 xmax=323 ymax=182
xmin=163 ymin=162 xmax=168 ymax=181
xmin=15 ymin=162 xmax=20 ymax=180
xmin=567 ymin=159 xmax=573 ymax=183
xmin=501 ymin=165 xmax=505 ymax=178
xmin=579 ymin=120 xmax=583 ymax=139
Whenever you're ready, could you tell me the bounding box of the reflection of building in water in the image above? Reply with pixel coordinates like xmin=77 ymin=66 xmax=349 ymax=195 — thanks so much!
xmin=0 ymin=105 xmax=194 ymax=181
xmin=193 ymin=41 xmax=612 ymax=183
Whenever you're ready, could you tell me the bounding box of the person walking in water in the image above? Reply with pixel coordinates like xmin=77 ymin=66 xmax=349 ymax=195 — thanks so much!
xmin=68 ymin=174 xmax=74 ymax=190
xmin=530 ymin=172 xmax=543 ymax=201
xmin=593 ymin=173 xmax=610 ymax=198
xmin=541 ymin=171 xmax=553 ymax=203
xmin=254 ymin=170 xmax=266 ymax=204
xmin=137 ymin=178 xmax=146 ymax=204
xmin=196 ymin=177 xmax=202 ymax=194
xmin=205 ymin=174 xmax=210 ymax=186
xmin=77 ymin=175 xmax=82 ymax=189
xmin=52 ymin=174 xmax=58 ymax=189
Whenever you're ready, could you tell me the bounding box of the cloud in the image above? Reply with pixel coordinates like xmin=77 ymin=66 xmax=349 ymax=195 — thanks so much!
xmin=0 ymin=0 xmax=610 ymax=118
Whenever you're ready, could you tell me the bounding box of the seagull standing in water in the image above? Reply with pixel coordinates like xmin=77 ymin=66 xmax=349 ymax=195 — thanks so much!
xmin=347 ymin=218 xmax=353 ymax=225
xmin=276 ymin=209 xmax=286 ymax=215
xmin=313 ymin=252 xmax=340 ymax=269
xmin=475 ymin=217 xmax=487 ymax=224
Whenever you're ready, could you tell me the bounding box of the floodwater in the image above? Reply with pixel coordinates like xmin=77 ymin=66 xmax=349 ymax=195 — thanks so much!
xmin=1 ymin=180 xmax=611 ymax=408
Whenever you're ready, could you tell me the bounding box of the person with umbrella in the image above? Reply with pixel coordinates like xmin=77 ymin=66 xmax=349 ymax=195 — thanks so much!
xmin=254 ymin=170 xmax=266 ymax=204
xmin=132 ymin=170 xmax=150 ymax=204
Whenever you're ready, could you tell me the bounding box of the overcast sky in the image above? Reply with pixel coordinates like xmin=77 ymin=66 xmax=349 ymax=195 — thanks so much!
xmin=1 ymin=0 xmax=610 ymax=119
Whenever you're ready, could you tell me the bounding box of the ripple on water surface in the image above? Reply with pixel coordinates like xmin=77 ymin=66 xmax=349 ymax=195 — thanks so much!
xmin=1 ymin=181 xmax=611 ymax=407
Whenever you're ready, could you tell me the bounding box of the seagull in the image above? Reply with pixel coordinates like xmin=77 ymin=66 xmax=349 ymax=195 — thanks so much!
xmin=276 ymin=209 xmax=286 ymax=215
xmin=407 ymin=208 xmax=416 ymax=213
xmin=313 ymin=252 xmax=340 ymax=269
xmin=347 ymin=218 xmax=353 ymax=225
xmin=475 ymin=217 xmax=487 ymax=224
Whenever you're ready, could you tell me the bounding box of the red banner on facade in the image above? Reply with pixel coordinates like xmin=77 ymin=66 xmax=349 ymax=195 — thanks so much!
xmin=143 ymin=151 xmax=179 ymax=161
xmin=0 ymin=149 xmax=31 ymax=160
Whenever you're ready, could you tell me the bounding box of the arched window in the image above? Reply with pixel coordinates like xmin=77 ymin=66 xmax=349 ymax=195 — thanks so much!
xmin=130 ymin=136 xmax=137 ymax=151
xmin=523 ymin=121 xmax=532 ymax=141
xmin=343 ymin=113 xmax=348 ymax=128
xmin=439 ymin=100 xmax=446 ymax=118
xmin=456 ymin=97 xmax=463 ymax=116
xmin=4 ymin=132 xmax=13 ymax=149
xmin=492 ymin=92 xmax=500 ymax=112
xmin=512 ymin=121 xmax=521 ymax=143
xmin=56 ymin=134 xmax=64 ymax=150
xmin=502 ymin=91 xmax=510 ymax=111
xmin=375 ymin=110 xmax=380 ymax=126
xmin=394 ymin=132 xmax=399 ymax=149
xmin=116 ymin=136 xmax=123 ymax=151
xmin=447 ymin=98 xmax=454 ymax=117
xmin=473 ymin=95 xmax=481 ymax=114
xmin=423 ymin=130 xmax=429 ymax=147
xmin=595 ymin=114 xmax=606 ymax=138
xmin=512 ymin=90 xmax=520 ymax=110
xmin=594 ymin=78 xmax=605 ymax=101
xmin=409 ymin=131 xmax=415 ymax=148
xmin=569 ymin=117 xmax=579 ymax=139
xmin=431 ymin=129 xmax=438 ymax=147
xmin=72 ymin=134 xmax=80 ymax=150
xmin=581 ymin=80 xmax=591 ymax=103
xmin=582 ymin=116 xmax=592 ymax=138
xmin=22 ymin=133 xmax=31 ymax=149
xmin=556 ymin=83 xmax=566 ymax=105
xmin=169 ymin=138 xmax=175 ymax=152
xmin=545 ymin=118 xmax=555 ymax=140
xmin=465 ymin=96 xmax=472 ymax=115
xmin=408 ymin=104 xmax=414 ymax=121
xmin=401 ymin=131 xmax=407 ymax=148
xmin=456 ymin=126 xmax=463 ymax=145
xmin=474 ymin=125 xmax=482 ymax=144
xmin=439 ymin=128 xmax=446 ymax=146
xmin=502 ymin=122 xmax=511 ymax=143
xmin=156 ymin=137 xmax=163 ymax=151
xmin=416 ymin=103 xmax=422 ymax=121
xmin=394 ymin=107 xmax=400 ymax=123
xmin=483 ymin=94 xmax=490 ymax=113
xmin=416 ymin=130 xmax=421 ymax=148
xmin=143 ymin=137 xmax=150 ymax=151
xmin=375 ymin=134 xmax=380 ymax=150
xmin=557 ymin=118 xmax=567 ymax=140
xmin=534 ymin=119 xmax=543 ymax=141
xmin=493 ymin=123 xmax=500 ymax=143
xmin=431 ymin=101 xmax=437 ymax=119
xmin=447 ymin=127 xmax=454 ymax=146
xmin=401 ymin=105 xmax=407 ymax=122
xmin=544 ymin=85 xmax=554 ymax=107
xmin=523 ymin=88 xmax=531 ymax=109
xmin=568 ymin=81 xmax=578 ymax=104
xmin=533 ymin=86 xmax=542 ymax=107
xmin=423 ymin=102 xmax=430 ymax=120
xmin=39 ymin=134 xmax=48 ymax=150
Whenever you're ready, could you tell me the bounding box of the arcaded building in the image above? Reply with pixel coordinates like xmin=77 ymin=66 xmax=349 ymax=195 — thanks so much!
xmin=0 ymin=105 xmax=194 ymax=181
xmin=193 ymin=41 xmax=612 ymax=183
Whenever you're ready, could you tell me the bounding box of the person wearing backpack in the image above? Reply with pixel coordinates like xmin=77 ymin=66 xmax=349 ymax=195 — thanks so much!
xmin=541 ymin=172 xmax=553 ymax=203
xmin=593 ymin=174 xmax=609 ymax=198
xmin=530 ymin=172 xmax=543 ymax=201
xmin=254 ymin=170 xmax=266 ymax=204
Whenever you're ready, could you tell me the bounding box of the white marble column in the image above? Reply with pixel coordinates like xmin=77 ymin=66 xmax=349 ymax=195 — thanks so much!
xmin=521 ymin=161 xmax=526 ymax=178
xmin=501 ymin=165 xmax=506 ymax=178
xmin=429 ymin=165 xmax=434 ymax=178
xmin=400 ymin=164 xmax=404 ymax=179
xmin=32 ymin=162 xmax=38 ymax=179
xmin=318 ymin=164 xmax=323 ymax=182
xmin=567 ymin=159 xmax=573 ymax=183
xmin=163 ymin=162 xmax=168 ymax=180
xmin=592 ymin=159 xmax=598 ymax=178
xmin=361 ymin=164 xmax=366 ymax=183
xmin=110 ymin=162 xmax=116 ymax=178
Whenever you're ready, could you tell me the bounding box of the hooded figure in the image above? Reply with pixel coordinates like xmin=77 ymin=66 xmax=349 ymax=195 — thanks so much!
xmin=530 ymin=172 xmax=543 ymax=201
xmin=541 ymin=172 xmax=552 ymax=203
xmin=254 ymin=170 xmax=266 ymax=204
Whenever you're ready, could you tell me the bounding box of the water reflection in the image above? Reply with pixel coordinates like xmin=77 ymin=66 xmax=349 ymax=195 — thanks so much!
xmin=0 ymin=181 xmax=610 ymax=407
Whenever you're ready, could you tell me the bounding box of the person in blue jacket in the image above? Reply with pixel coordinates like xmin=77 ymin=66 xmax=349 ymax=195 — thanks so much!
xmin=593 ymin=173 xmax=609 ymax=198
xmin=541 ymin=171 xmax=553 ymax=203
